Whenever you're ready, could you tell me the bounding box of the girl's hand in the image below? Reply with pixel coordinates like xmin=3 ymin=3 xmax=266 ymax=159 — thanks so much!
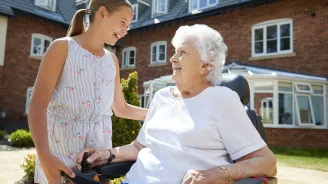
xmin=38 ymin=153 xmax=75 ymax=184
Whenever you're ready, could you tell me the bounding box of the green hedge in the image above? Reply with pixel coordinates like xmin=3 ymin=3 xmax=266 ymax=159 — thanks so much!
xmin=0 ymin=130 xmax=6 ymax=140
xmin=9 ymin=129 xmax=34 ymax=147
xmin=112 ymin=72 xmax=142 ymax=147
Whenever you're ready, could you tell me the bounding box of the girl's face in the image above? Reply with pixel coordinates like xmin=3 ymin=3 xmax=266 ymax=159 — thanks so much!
xmin=96 ymin=6 xmax=134 ymax=46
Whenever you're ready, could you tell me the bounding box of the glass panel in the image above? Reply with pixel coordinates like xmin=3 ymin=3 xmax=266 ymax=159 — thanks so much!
xmin=267 ymin=25 xmax=277 ymax=39
xmin=312 ymin=85 xmax=323 ymax=94
xmin=132 ymin=5 xmax=137 ymax=21
xmin=200 ymin=0 xmax=207 ymax=9
xmin=279 ymin=93 xmax=293 ymax=124
xmin=267 ymin=40 xmax=277 ymax=53
xmin=280 ymin=38 xmax=290 ymax=51
xmin=152 ymin=46 xmax=157 ymax=62
xmin=192 ymin=0 xmax=198 ymax=10
xmin=297 ymin=96 xmax=313 ymax=124
xmin=140 ymin=96 xmax=144 ymax=107
xmin=44 ymin=39 xmax=51 ymax=53
xmin=297 ymin=84 xmax=311 ymax=91
xmin=255 ymin=29 xmax=263 ymax=41
xmin=159 ymin=53 xmax=165 ymax=61
xmin=254 ymin=81 xmax=273 ymax=91
xmin=209 ymin=0 xmax=217 ymax=5
xmin=129 ymin=50 xmax=135 ymax=65
xmin=311 ymin=96 xmax=323 ymax=126
xmin=159 ymin=44 xmax=165 ymax=53
xmin=254 ymin=93 xmax=273 ymax=124
xmin=123 ymin=51 xmax=127 ymax=66
xmin=158 ymin=0 xmax=166 ymax=12
xmin=279 ymin=82 xmax=292 ymax=92
xmin=280 ymin=24 xmax=290 ymax=37
xmin=255 ymin=42 xmax=263 ymax=54
xmin=33 ymin=37 xmax=42 ymax=55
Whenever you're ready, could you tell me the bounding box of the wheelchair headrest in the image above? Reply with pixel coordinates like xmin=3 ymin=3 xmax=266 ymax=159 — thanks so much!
xmin=219 ymin=75 xmax=250 ymax=105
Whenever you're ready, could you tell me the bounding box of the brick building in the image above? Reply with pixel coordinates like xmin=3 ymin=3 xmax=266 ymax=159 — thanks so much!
xmin=115 ymin=0 xmax=328 ymax=148
xmin=0 ymin=0 xmax=327 ymax=147
xmin=0 ymin=0 xmax=77 ymax=130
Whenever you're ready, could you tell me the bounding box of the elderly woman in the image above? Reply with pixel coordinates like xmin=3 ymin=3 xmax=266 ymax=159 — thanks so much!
xmin=77 ymin=24 xmax=277 ymax=184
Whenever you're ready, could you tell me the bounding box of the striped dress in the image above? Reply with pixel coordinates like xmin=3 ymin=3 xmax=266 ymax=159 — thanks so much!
xmin=34 ymin=37 xmax=116 ymax=183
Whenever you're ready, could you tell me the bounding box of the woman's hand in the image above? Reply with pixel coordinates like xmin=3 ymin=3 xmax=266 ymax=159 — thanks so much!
xmin=181 ymin=167 xmax=229 ymax=184
xmin=75 ymin=148 xmax=110 ymax=169
xmin=38 ymin=153 xmax=75 ymax=184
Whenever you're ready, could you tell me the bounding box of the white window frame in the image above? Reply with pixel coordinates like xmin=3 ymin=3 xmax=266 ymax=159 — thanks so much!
xmin=261 ymin=97 xmax=273 ymax=123
xmin=276 ymin=81 xmax=294 ymax=126
xmin=150 ymin=41 xmax=167 ymax=64
xmin=294 ymin=83 xmax=313 ymax=93
xmin=189 ymin=0 xmax=218 ymax=12
xmin=310 ymin=84 xmax=325 ymax=127
xmin=25 ymin=87 xmax=33 ymax=114
xmin=252 ymin=19 xmax=293 ymax=57
xmin=132 ymin=4 xmax=138 ymax=22
xmin=152 ymin=0 xmax=168 ymax=17
xmin=35 ymin=0 xmax=56 ymax=11
xmin=30 ymin=34 xmax=53 ymax=57
xmin=122 ymin=47 xmax=136 ymax=68
xmin=294 ymin=94 xmax=315 ymax=126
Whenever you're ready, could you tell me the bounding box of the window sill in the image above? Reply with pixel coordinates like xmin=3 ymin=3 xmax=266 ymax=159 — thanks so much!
xmin=249 ymin=52 xmax=296 ymax=61
xmin=264 ymin=124 xmax=328 ymax=129
xmin=121 ymin=66 xmax=136 ymax=71
xmin=29 ymin=55 xmax=43 ymax=60
xmin=148 ymin=63 xmax=168 ymax=67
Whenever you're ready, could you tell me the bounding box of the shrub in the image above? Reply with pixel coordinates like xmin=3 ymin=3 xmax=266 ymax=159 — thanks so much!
xmin=9 ymin=129 xmax=34 ymax=147
xmin=0 ymin=130 xmax=6 ymax=140
xmin=112 ymin=72 xmax=142 ymax=147
xmin=20 ymin=153 xmax=36 ymax=183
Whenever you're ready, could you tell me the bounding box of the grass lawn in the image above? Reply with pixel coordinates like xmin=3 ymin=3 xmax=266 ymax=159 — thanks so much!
xmin=270 ymin=147 xmax=328 ymax=172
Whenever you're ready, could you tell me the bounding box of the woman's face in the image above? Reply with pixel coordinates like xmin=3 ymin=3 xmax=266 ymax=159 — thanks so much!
xmin=96 ymin=6 xmax=133 ymax=45
xmin=170 ymin=38 xmax=208 ymax=88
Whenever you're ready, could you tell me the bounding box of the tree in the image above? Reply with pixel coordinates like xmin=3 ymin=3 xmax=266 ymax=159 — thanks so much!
xmin=112 ymin=72 xmax=142 ymax=147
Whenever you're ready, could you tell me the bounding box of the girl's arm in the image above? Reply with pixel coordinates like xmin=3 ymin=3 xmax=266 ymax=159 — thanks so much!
xmin=28 ymin=38 xmax=75 ymax=181
xmin=110 ymin=53 xmax=148 ymax=120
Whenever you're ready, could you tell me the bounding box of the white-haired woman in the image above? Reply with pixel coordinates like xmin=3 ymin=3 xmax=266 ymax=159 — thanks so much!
xmin=76 ymin=24 xmax=277 ymax=184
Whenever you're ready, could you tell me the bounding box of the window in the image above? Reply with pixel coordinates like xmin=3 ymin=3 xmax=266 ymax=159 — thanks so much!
xmin=25 ymin=87 xmax=33 ymax=114
xmin=261 ymin=98 xmax=274 ymax=124
xmin=139 ymin=94 xmax=149 ymax=108
xmin=293 ymin=83 xmax=324 ymax=127
xmin=132 ymin=4 xmax=138 ymax=22
xmin=278 ymin=82 xmax=293 ymax=125
xmin=122 ymin=47 xmax=136 ymax=68
xmin=152 ymin=0 xmax=168 ymax=16
xmin=35 ymin=0 xmax=56 ymax=11
xmin=252 ymin=19 xmax=293 ymax=57
xmin=151 ymin=41 xmax=167 ymax=64
xmin=311 ymin=85 xmax=324 ymax=126
xmin=190 ymin=0 xmax=218 ymax=11
xmin=295 ymin=83 xmax=313 ymax=93
xmin=30 ymin=34 xmax=53 ymax=57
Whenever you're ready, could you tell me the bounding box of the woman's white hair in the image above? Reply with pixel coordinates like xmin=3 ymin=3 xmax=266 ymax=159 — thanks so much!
xmin=171 ymin=24 xmax=228 ymax=85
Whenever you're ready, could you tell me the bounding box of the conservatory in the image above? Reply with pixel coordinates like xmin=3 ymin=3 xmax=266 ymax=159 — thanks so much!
xmin=141 ymin=62 xmax=328 ymax=129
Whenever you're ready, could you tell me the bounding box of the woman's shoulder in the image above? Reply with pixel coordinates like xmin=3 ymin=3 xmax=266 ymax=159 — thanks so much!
xmin=209 ymin=86 xmax=240 ymax=102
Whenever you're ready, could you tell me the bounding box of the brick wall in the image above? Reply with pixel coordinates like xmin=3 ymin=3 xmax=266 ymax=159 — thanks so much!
xmin=266 ymin=128 xmax=328 ymax=148
xmin=117 ymin=0 xmax=328 ymax=94
xmin=0 ymin=11 xmax=67 ymax=119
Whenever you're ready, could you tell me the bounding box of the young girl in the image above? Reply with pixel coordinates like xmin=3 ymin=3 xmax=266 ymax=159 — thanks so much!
xmin=28 ymin=0 xmax=147 ymax=183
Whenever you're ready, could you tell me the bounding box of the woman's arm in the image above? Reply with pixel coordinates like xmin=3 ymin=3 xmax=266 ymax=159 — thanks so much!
xmin=110 ymin=53 xmax=148 ymax=120
xmin=76 ymin=140 xmax=145 ymax=168
xmin=182 ymin=146 xmax=276 ymax=184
